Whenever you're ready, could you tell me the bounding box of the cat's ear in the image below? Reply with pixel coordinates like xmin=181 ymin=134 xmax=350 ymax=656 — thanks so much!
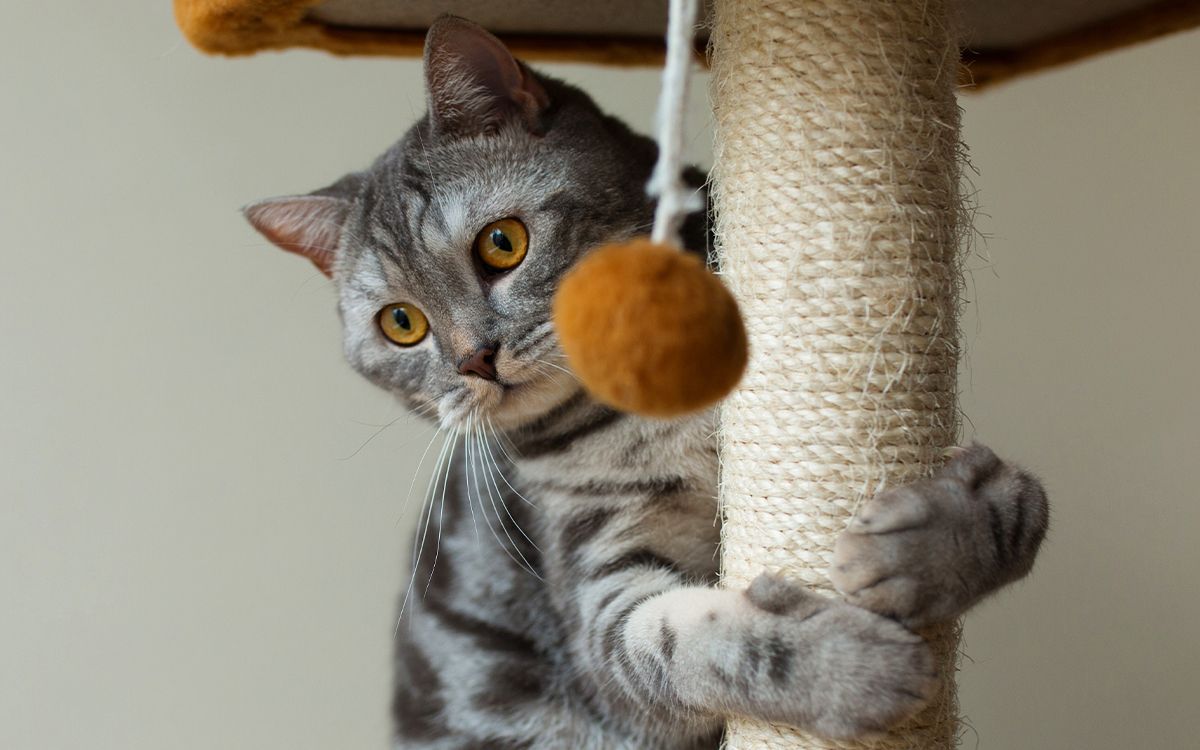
xmin=423 ymin=15 xmax=550 ymax=137
xmin=243 ymin=195 xmax=350 ymax=278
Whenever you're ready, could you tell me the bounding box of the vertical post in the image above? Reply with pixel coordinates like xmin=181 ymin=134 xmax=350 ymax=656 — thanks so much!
xmin=710 ymin=1 xmax=962 ymax=748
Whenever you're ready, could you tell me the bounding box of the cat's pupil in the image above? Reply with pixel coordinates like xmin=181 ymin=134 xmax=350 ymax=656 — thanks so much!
xmin=491 ymin=229 xmax=513 ymax=253
xmin=392 ymin=307 xmax=411 ymax=330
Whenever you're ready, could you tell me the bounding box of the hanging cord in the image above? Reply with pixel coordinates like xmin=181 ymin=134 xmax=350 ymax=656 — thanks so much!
xmin=647 ymin=0 xmax=703 ymax=248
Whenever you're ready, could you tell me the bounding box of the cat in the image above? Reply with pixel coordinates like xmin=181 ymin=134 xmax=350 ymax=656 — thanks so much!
xmin=244 ymin=15 xmax=1049 ymax=750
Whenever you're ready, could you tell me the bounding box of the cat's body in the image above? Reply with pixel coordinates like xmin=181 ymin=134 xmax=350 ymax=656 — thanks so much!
xmin=397 ymin=405 xmax=724 ymax=750
xmin=245 ymin=16 xmax=1049 ymax=750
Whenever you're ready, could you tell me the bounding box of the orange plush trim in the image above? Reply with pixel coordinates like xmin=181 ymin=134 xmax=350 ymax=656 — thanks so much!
xmin=175 ymin=0 xmax=331 ymax=55
xmin=961 ymin=0 xmax=1200 ymax=90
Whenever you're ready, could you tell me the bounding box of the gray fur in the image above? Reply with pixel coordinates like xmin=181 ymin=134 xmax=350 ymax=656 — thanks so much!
xmin=244 ymin=16 xmax=1049 ymax=749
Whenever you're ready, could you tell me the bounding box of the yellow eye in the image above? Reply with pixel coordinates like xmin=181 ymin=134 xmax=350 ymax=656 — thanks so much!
xmin=475 ymin=218 xmax=528 ymax=271
xmin=378 ymin=303 xmax=429 ymax=346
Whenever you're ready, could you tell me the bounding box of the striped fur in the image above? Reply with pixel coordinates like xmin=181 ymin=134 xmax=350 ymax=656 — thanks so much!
xmin=390 ymin=404 xmax=1048 ymax=747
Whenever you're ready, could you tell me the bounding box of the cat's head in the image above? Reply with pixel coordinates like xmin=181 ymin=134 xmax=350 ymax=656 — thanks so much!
xmin=245 ymin=16 xmax=685 ymax=431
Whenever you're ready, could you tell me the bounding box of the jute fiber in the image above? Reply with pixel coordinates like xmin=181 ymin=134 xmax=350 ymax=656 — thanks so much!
xmin=710 ymin=1 xmax=963 ymax=748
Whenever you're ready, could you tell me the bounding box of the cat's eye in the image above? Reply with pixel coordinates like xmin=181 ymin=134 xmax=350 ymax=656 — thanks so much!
xmin=378 ymin=303 xmax=429 ymax=346
xmin=475 ymin=218 xmax=528 ymax=271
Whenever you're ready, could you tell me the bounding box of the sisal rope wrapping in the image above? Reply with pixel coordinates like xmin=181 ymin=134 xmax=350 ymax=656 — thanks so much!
xmin=710 ymin=1 xmax=964 ymax=748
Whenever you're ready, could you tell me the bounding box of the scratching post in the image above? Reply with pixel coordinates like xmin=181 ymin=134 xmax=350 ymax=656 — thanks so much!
xmin=711 ymin=1 xmax=963 ymax=748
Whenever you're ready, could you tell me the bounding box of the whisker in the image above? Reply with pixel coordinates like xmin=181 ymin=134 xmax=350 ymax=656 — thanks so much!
xmin=460 ymin=412 xmax=482 ymax=543
xmin=469 ymin=416 xmax=542 ymax=580
xmin=408 ymin=398 xmax=441 ymax=419
xmin=422 ymin=429 xmax=456 ymax=598
xmin=531 ymin=358 xmax=579 ymax=379
xmin=341 ymin=392 xmax=443 ymax=460
xmin=408 ymin=430 xmax=450 ymax=578
xmin=476 ymin=426 xmax=542 ymax=553
xmin=485 ymin=416 xmax=523 ymax=464
xmin=465 ymin=413 xmax=506 ymax=558
xmin=340 ymin=411 xmax=414 ymax=460
xmin=395 ymin=425 xmax=445 ymax=526
xmin=522 ymin=361 xmax=582 ymax=394
xmin=396 ymin=426 xmax=457 ymax=633
xmin=405 ymin=427 xmax=453 ymax=591
xmin=484 ymin=417 xmax=538 ymax=509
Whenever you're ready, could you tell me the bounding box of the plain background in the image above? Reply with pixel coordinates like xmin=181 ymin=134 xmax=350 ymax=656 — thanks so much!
xmin=2 ymin=3 xmax=1197 ymax=748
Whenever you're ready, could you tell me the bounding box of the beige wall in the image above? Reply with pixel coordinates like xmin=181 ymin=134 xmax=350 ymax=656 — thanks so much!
xmin=1 ymin=2 xmax=1196 ymax=748
xmin=956 ymin=34 xmax=1200 ymax=747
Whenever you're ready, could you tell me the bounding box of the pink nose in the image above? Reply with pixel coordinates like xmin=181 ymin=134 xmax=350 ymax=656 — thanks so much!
xmin=458 ymin=344 xmax=498 ymax=380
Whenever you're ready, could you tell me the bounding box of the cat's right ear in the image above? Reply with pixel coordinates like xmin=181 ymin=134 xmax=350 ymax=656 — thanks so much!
xmin=423 ymin=15 xmax=550 ymax=137
xmin=242 ymin=195 xmax=350 ymax=278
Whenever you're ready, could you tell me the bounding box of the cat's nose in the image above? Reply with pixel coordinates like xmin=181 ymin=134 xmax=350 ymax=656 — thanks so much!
xmin=458 ymin=343 xmax=499 ymax=381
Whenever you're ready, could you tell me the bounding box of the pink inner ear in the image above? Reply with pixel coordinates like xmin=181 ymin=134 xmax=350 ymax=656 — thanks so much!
xmin=244 ymin=197 xmax=347 ymax=278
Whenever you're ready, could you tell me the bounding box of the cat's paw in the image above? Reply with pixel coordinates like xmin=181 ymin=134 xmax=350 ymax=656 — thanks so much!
xmin=806 ymin=602 xmax=937 ymax=739
xmin=830 ymin=443 xmax=1048 ymax=628
xmin=744 ymin=574 xmax=937 ymax=739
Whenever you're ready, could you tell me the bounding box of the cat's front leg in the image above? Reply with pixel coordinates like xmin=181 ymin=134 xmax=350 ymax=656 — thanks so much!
xmin=831 ymin=443 xmax=1049 ymax=628
xmin=598 ymin=573 xmax=936 ymax=740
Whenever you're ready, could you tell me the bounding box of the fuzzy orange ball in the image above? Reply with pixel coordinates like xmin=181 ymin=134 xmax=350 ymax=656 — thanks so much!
xmin=553 ymin=239 xmax=748 ymax=417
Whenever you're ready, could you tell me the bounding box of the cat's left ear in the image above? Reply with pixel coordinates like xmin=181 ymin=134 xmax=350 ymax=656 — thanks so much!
xmin=244 ymin=173 xmax=363 ymax=278
xmin=243 ymin=195 xmax=350 ymax=278
xmin=423 ymin=15 xmax=550 ymax=137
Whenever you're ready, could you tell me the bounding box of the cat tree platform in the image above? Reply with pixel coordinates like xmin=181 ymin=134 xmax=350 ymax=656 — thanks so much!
xmin=176 ymin=0 xmax=1200 ymax=88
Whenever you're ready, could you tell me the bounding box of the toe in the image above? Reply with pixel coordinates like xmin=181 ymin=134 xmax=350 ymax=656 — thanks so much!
xmin=849 ymin=486 xmax=932 ymax=534
xmin=845 ymin=575 xmax=920 ymax=621
xmin=830 ymin=534 xmax=884 ymax=593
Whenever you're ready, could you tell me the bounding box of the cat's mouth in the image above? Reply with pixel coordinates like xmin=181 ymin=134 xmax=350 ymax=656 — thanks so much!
xmin=439 ymin=363 xmax=577 ymax=430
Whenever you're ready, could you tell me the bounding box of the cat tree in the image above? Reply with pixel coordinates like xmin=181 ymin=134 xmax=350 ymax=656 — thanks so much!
xmin=711 ymin=1 xmax=961 ymax=746
xmin=176 ymin=1 xmax=1199 ymax=747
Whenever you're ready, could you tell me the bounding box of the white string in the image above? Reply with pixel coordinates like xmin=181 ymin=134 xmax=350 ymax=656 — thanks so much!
xmin=647 ymin=0 xmax=703 ymax=248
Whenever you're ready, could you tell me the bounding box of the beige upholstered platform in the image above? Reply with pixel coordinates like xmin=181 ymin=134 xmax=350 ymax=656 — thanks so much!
xmin=175 ymin=0 xmax=1200 ymax=88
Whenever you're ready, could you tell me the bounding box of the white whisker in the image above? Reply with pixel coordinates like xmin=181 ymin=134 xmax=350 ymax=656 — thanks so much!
xmin=461 ymin=412 xmax=482 ymax=542
xmin=485 ymin=417 xmax=538 ymax=509
xmin=395 ymin=425 xmax=445 ymax=526
xmin=422 ymin=427 xmax=457 ymax=598
xmin=466 ymin=413 xmax=507 ymax=560
xmin=530 ymin=357 xmax=579 ymax=380
xmin=340 ymin=410 xmax=416 ymax=460
xmin=476 ymin=425 xmax=542 ymax=554
xmin=485 ymin=416 xmax=523 ymax=464
xmin=396 ymin=426 xmax=457 ymax=633
xmin=469 ymin=415 xmax=542 ymax=580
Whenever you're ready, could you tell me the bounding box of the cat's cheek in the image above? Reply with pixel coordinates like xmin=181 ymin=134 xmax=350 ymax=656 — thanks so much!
xmin=341 ymin=334 xmax=427 ymax=403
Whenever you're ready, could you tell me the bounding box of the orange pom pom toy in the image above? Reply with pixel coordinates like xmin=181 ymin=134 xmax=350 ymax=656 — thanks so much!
xmin=550 ymin=0 xmax=745 ymax=418
xmin=553 ymin=239 xmax=747 ymax=418
xmin=549 ymin=0 xmax=739 ymax=415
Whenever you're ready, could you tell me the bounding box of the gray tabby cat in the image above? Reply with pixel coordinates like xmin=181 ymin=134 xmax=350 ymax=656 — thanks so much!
xmin=245 ymin=16 xmax=1049 ymax=750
